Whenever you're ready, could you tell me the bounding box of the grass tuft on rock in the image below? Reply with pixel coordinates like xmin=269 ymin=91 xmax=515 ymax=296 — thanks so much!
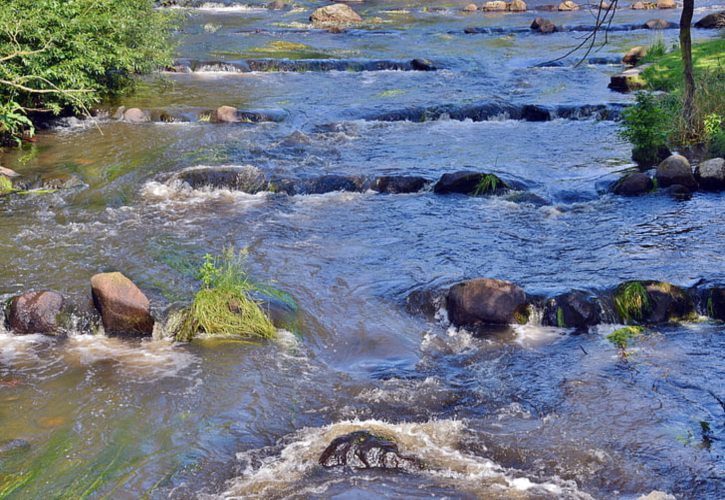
xmin=472 ymin=174 xmax=505 ymax=196
xmin=0 ymin=175 xmax=15 ymax=194
xmin=607 ymin=325 xmax=644 ymax=352
xmin=614 ymin=281 xmax=651 ymax=323
xmin=176 ymin=249 xmax=276 ymax=342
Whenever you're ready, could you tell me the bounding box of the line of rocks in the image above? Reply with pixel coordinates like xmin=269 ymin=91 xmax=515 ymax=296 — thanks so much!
xmin=407 ymin=277 xmax=725 ymax=333
xmin=169 ymin=58 xmax=437 ymax=74
xmin=112 ymin=106 xmax=287 ymax=124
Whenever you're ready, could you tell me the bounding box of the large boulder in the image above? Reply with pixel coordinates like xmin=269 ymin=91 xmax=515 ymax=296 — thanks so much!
xmin=656 ymin=0 xmax=675 ymax=8
xmin=656 ymin=154 xmax=697 ymax=189
xmin=643 ymin=18 xmax=675 ymax=29
xmin=694 ymin=11 xmax=725 ymax=29
xmin=531 ymin=17 xmax=559 ymax=33
xmin=694 ymin=157 xmax=725 ymax=191
xmin=433 ymin=171 xmax=508 ymax=195
xmin=372 ymin=176 xmax=429 ymax=194
xmin=613 ymin=172 xmax=653 ymax=196
xmin=483 ymin=1 xmax=508 ymax=11
xmin=558 ymin=1 xmax=579 ymax=10
xmin=447 ymin=278 xmax=528 ymax=326
xmin=319 ymin=431 xmax=422 ymax=470
xmin=310 ymin=4 xmax=362 ymax=25
xmin=463 ymin=3 xmax=478 ymax=12
xmin=544 ymin=290 xmax=600 ymax=329
xmin=90 ymin=272 xmax=154 ymax=335
xmin=122 ymin=108 xmax=150 ymax=123
xmin=6 ymin=291 xmax=65 ymax=335
xmin=623 ymin=46 xmax=647 ymax=65
xmin=509 ymin=0 xmax=527 ymax=11
xmin=705 ymin=287 xmax=725 ymax=321
xmin=213 ymin=105 xmax=239 ymax=123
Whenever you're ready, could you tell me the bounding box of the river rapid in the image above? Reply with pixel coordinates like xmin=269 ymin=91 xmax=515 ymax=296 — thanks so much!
xmin=0 ymin=1 xmax=724 ymax=498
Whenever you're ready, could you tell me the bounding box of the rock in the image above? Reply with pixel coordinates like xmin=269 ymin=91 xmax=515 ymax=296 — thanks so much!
xmin=665 ymin=183 xmax=692 ymax=200
xmin=656 ymin=154 xmax=697 ymax=189
xmin=406 ymin=289 xmax=445 ymax=320
xmin=694 ymin=157 xmax=725 ymax=190
xmin=310 ymin=4 xmax=362 ymax=24
xmin=521 ymin=105 xmax=551 ymax=121
xmin=531 ymin=17 xmax=558 ymax=33
xmin=447 ymin=278 xmax=528 ymax=326
xmin=509 ymin=0 xmax=527 ymax=11
xmin=623 ymin=46 xmax=647 ymax=65
xmin=319 ymin=431 xmax=422 ymax=470
xmin=213 ymin=105 xmax=239 ymax=123
xmin=90 ymin=272 xmax=154 ymax=335
xmin=536 ymin=4 xmax=558 ymax=11
xmin=267 ymin=0 xmax=287 ymax=10
xmin=303 ymin=175 xmax=368 ymax=194
xmin=6 ymin=291 xmax=65 ymax=335
xmin=613 ymin=172 xmax=653 ymax=196
xmin=558 ymin=1 xmax=579 ymax=11
xmin=644 ymin=18 xmax=675 ymax=29
xmin=637 ymin=492 xmax=676 ymax=500
xmin=0 ymin=439 xmax=31 ymax=456
xmin=544 ymin=290 xmax=600 ymax=329
xmin=483 ymin=1 xmax=508 ymax=11
xmin=122 ymin=108 xmax=150 ymax=123
xmin=0 ymin=166 xmax=20 ymax=178
xmin=609 ymin=68 xmax=646 ymax=92
xmin=656 ymin=0 xmax=675 ymax=8
xmin=433 ymin=171 xmax=508 ymax=195
xmin=463 ymin=3 xmax=478 ymax=12
xmin=175 ymin=165 xmax=268 ymax=193
xmin=253 ymin=292 xmax=300 ymax=331
xmin=410 ymin=58 xmax=436 ymax=71
xmin=372 ymin=176 xmax=429 ymax=194
xmin=705 ymin=287 xmax=725 ymax=321
xmin=632 ymin=1 xmax=656 ymax=9
xmin=694 ymin=11 xmax=725 ymax=29
xmin=613 ymin=281 xmax=695 ymax=324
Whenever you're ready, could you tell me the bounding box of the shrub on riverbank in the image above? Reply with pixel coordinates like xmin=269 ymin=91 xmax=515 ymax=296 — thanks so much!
xmin=0 ymin=0 xmax=175 ymax=145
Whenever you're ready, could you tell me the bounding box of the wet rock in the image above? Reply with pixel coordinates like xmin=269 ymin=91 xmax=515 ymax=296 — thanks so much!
xmin=644 ymin=19 xmax=675 ymax=30
xmin=694 ymin=11 xmax=725 ymax=29
xmin=558 ymin=1 xmax=579 ymax=11
xmin=656 ymin=0 xmax=675 ymax=8
xmin=310 ymin=4 xmax=362 ymax=25
xmin=705 ymin=287 xmax=725 ymax=321
xmin=544 ymin=290 xmax=600 ymax=329
xmin=665 ymin=183 xmax=692 ymax=200
xmin=319 ymin=431 xmax=422 ymax=470
xmin=213 ymin=105 xmax=239 ymax=123
xmin=372 ymin=176 xmax=429 ymax=194
xmin=632 ymin=2 xmax=656 ymax=9
xmin=447 ymin=278 xmax=528 ymax=326
xmin=612 ymin=281 xmax=695 ymax=324
xmin=483 ymin=1 xmax=508 ymax=11
xmin=0 ymin=166 xmax=20 ymax=178
xmin=90 ymin=272 xmax=154 ymax=335
xmin=463 ymin=3 xmax=478 ymax=12
xmin=305 ymin=175 xmax=368 ymax=194
xmin=267 ymin=0 xmax=287 ymax=10
xmin=656 ymin=154 xmax=697 ymax=189
xmin=0 ymin=438 xmax=31 ymax=456
xmin=521 ymin=104 xmax=551 ymax=122
xmin=253 ymin=292 xmax=300 ymax=331
xmin=175 ymin=165 xmax=268 ymax=193
xmin=433 ymin=171 xmax=508 ymax=195
xmin=406 ymin=289 xmax=445 ymax=320
xmin=613 ymin=172 xmax=653 ymax=196
xmin=531 ymin=17 xmax=558 ymax=33
xmin=6 ymin=291 xmax=65 ymax=335
xmin=504 ymin=191 xmax=549 ymax=206
xmin=609 ymin=67 xmax=647 ymax=92
xmin=122 ymin=108 xmax=150 ymax=123
xmin=535 ymin=4 xmax=559 ymax=11
xmin=509 ymin=0 xmax=527 ymax=12
xmin=623 ymin=46 xmax=647 ymax=65
xmin=637 ymin=492 xmax=676 ymax=500
xmin=694 ymin=157 xmax=725 ymax=191
xmin=410 ymin=58 xmax=436 ymax=71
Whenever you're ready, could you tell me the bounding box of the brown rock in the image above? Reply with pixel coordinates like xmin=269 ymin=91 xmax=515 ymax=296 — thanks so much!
xmin=655 ymin=154 xmax=697 ymax=189
xmin=558 ymin=1 xmax=579 ymax=11
xmin=310 ymin=4 xmax=362 ymax=24
xmin=623 ymin=46 xmax=647 ymax=65
xmin=213 ymin=105 xmax=239 ymax=123
xmin=509 ymin=0 xmax=527 ymax=11
xmin=122 ymin=108 xmax=150 ymax=123
xmin=90 ymin=272 xmax=154 ymax=335
xmin=644 ymin=18 xmax=674 ymax=29
xmin=531 ymin=16 xmax=558 ymax=33
xmin=656 ymin=0 xmax=675 ymax=8
xmin=463 ymin=3 xmax=478 ymax=12
xmin=483 ymin=1 xmax=507 ymax=10
xmin=7 ymin=291 xmax=64 ymax=335
xmin=613 ymin=172 xmax=654 ymax=196
xmin=632 ymin=1 xmax=656 ymax=9
xmin=694 ymin=11 xmax=725 ymax=29
xmin=447 ymin=278 xmax=527 ymax=326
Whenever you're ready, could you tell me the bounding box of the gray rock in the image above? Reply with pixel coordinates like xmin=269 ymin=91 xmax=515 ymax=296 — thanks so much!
xmin=694 ymin=157 xmax=725 ymax=191
xmin=656 ymin=154 xmax=697 ymax=189
xmin=433 ymin=171 xmax=508 ymax=195
xmin=544 ymin=290 xmax=600 ymax=329
xmin=372 ymin=176 xmax=429 ymax=194
xmin=447 ymin=278 xmax=528 ymax=326
xmin=613 ymin=172 xmax=653 ymax=196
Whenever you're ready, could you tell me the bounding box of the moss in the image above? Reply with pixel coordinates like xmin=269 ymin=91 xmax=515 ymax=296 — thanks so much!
xmin=471 ymin=174 xmax=505 ymax=196
xmin=0 ymin=175 xmax=15 ymax=195
xmin=556 ymin=306 xmax=566 ymax=328
xmin=513 ymin=305 xmax=529 ymax=325
xmin=706 ymin=295 xmax=715 ymax=318
xmin=614 ymin=281 xmax=651 ymax=323
xmin=607 ymin=325 xmax=644 ymax=351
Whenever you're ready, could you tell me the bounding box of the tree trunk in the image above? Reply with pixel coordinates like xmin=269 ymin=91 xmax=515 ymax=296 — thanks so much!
xmin=680 ymin=0 xmax=696 ymax=140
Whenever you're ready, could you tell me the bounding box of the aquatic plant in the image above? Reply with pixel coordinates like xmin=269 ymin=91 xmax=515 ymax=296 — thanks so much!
xmin=177 ymin=249 xmax=276 ymax=342
xmin=556 ymin=307 xmax=566 ymax=328
xmin=606 ymin=325 xmax=644 ymax=354
xmin=471 ymin=174 xmax=503 ymax=196
xmin=0 ymin=175 xmax=14 ymax=194
xmin=613 ymin=281 xmax=651 ymax=323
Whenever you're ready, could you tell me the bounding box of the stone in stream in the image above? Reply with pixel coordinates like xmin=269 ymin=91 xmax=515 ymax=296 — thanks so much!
xmin=410 ymin=58 xmax=436 ymax=71
xmin=631 ymin=2 xmax=656 ymax=9
xmin=371 ymin=176 xmax=429 ymax=194
xmin=694 ymin=11 xmax=725 ymax=29
xmin=656 ymin=0 xmax=675 ymax=8
xmin=531 ymin=17 xmax=559 ymax=34
xmin=301 ymin=175 xmax=369 ymax=195
xmin=319 ymin=431 xmax=422 ymax=470
xmin=665 ymin=183 xmax=692 ymax=201
xmin=310 ymin=4 xmax=363 ymax=25
xmin=121 ymin=107 xmax=150 ymax=123
xmin=90 ymin=272 xmax=154 ymax=335
xmin=433 ymin=171 xmax=509 ymax=195
xmin=483 ymin=1 xmax=507 ymax=11
xmin=405 ymin=289 xmax=445 ymax=320
xmin=509 ymin=0 xmax=528 ymax=12
xmin=6 ymin=290 xmax=65 ymax=335
xmin=447 ymin=278 xmax=528 ymax=326
xmin=610 ymin=281 xmax=695 ymax=324
xmin=267 ymin=0 xmax=288 ymax=10
xmin=643 ymin=18 xmax=675 ymax=30
xmin=175 ymin=165 xmax=268 ymax=193
xmin=0 ymin=166 xmax=20 ymax=178
xmin=213 ymin=105 xmax=239 ymax=123
xmin=694 ymin=158 xmax=725 ymax=191
xmin=609 ymin=67 xmax=647 ymax=92
xmin=543 ymin=290 xmax=600 ymax=329
xmin=0 ymin=438 xmax=31 ymax=457
xmin=704 ymin=287 xmax=725 ymax=321
xmin=558 ymin=1 xmax=579 ymax=11
xmin=463 ymin=3 xmax=478 ymax=12
xmin=612 ymin=172 xmax=654 ymax=196
xmin=623 ymin=46 xmax=647 ymax=65
xmin=656 ymin=154 xmax=697 ymax=189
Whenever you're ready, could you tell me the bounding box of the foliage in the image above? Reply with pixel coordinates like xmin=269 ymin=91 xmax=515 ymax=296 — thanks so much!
xmin=472 ymin=174 xmax=505 ymax=196
xmin=642 ymin=39 xmax=725 ymax=92
xmin=177 ymin=249 xmax=276 ymax=342
xmin=0 ymin=175 xmax=14 ymax=194
xmin=607 ymin=325 xmax=644 ymax=353
xmin=613 ymin=281 xmax=650 ymax=324
xmin=619 ymin=92 xmax=669 ymax=165
xmin=640 ymin=37 xmax=667 ymax=65
xmin=0 ymin=101 xmax=34 ymax=145
xmin=0 ymin=0 xmax=176 ymax=143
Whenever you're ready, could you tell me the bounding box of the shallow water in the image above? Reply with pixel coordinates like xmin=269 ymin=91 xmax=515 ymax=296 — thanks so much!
xmin=1 ymin=1 xmax=724 ymax=498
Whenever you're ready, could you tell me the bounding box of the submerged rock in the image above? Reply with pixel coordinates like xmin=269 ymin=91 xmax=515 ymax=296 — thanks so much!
xmin=319 ymin=431 xmax=422 ymax=470
xmin=544 ymin=290 xmax=600 ymax=329
xmin=372 ymin=176 xmax=429 ymax=194
xmin=7 ymin=290 xmax=65 ymax=335
xmin=694 ymin=157 xmax=725 ymax=191
xmin=705 ymin=287 xmax=725 ymax=321
xmin=665 ymin=183 xmax=692 ymax=201
xmin=433 ymin=171 xmax=508 ymax=195
xmin=310 ymin=4 xmax=362 ymax=25
xmin=531 ymin=17 xmax=558 ymax=33
xmin=656 ymin=154 xmax=697 ymax=189
xmin=694 ymin=11 xmax=725 ymax=29
xmin=405 ymin=289 xmax=445 ymax=320
xmin=410 ymin=58 xmax=436 ymax=71
xmin=447 ymin=278 xmax=528 ymax=326
xmin=90 ymin=272 xmax=154 ymax=335
xmin=175 ymin=165 xmax=268 ymax=193
xmin=0 ymin=438 xmax=31 ymax=456
xmin=643 ymin=19 xmax=675 ymax=30
xmin=612 ymin=172 xmax=653 ymax=196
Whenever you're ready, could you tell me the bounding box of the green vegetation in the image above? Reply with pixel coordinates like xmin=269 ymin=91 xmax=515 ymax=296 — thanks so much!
xmin=472 ymin=174 xmax=505 ymax=196
xmin=0 ymin=0 xmax=176 ymax=144
xmin=0 ymin=175 xmax=14 ymax=195
xmin=556 ymin=307 xmax=566 ymax=328
xmin=176 ymin=249 xmax=277 ymax=343
xmin=613 ymin=281 xmax=651 ymax=324
xmin=620 ymin=39 xmax=725 ymax=161
xmin=607 ymin=325 xmax=644 ymax=355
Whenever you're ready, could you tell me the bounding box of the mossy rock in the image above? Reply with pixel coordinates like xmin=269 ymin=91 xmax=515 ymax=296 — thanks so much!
xmin=612 ymin=281 xmax=695 ymax=324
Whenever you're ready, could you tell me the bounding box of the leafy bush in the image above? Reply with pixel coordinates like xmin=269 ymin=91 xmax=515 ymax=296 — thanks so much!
xmin=619 ymin=93 xmax=669 ymax=165
xmin=0 ymin=0 xmax=176 ymax=143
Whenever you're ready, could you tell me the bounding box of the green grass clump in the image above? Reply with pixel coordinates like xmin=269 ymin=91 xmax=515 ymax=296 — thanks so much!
xmin=0 ymin=175 xmax=14 ymax=194
xmin=614 ymin=281 xmax=651 ymax=323
xmin=556 ymin=307 xmax=566 ymax=328
xmin=472 ymin=174 xmax=505 ymax=196
xmin=177 ymin=249 xmax=276 ymax=342
xmin=607 ymin=325 xmax=644 ymax=351
xmin=642 ymin=39 xmax=725 ymax=92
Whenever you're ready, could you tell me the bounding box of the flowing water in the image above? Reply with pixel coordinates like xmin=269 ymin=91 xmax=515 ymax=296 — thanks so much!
xmin=1 ymin=1 xmax=724 ymax=498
